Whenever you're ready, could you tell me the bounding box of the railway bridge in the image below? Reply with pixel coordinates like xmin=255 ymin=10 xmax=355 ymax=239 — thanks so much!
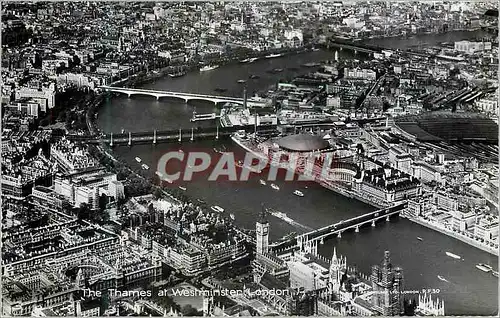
xmin=67 ymin=125 xmax=279 ymax=146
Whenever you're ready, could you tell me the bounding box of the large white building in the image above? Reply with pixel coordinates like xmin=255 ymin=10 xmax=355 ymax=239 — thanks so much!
xmin=454 ymin=41 xmax=492 ymax=54
xmin=15 ymin=84 xmax=56 ymax=111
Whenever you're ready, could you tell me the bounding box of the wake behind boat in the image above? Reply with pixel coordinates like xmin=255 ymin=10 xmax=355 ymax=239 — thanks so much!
xmin=437 ymin=275 xmax=448 ymax=282
xmin=445 ymin=252 xmax=461 ymax=260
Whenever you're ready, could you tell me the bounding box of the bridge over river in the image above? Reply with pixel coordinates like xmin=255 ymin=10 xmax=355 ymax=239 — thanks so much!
xmin=67 ymin=125 xmax=279 ymax=145
xmin=271 ymin=202 xmax=408 ymax=251
xmin=99 ymin=86 xmax=267 ymax=107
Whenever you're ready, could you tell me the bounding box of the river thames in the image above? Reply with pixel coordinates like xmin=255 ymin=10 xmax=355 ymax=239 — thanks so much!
xmin=97 ymin=31 xmax=498 ymax=315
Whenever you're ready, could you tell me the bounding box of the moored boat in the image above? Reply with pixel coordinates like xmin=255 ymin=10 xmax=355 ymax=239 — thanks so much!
xmin=141 ymin=164 xmax=149 ymax=170
xmin=492 ymin=271 xmax=498 ymax=278
xmin=178 ymin=186 xmax=187 ymax=191
xmin=230 ymin=213 xmax=235 ymax=220
xmin=200 ymin=65 xmax=219 ymax=72
xmin=259 ymin=179 xmax=266 ymax=185
xmin=265 ymin=53 xmax=283 ymax=58
xmin=211 ymin=206 xmax=224 ymax=213
xmin=135 ymin=157 xmax=142 ymax=163
xmin=476 ymin=263 xmax=493 ymax=272
xmin=237 ymin=79 xmax=246 ymax=84
xmin=168 ymin=71 xmax=187 ymax=78
xmin=271 ymin=183 xmax=280 ymax=190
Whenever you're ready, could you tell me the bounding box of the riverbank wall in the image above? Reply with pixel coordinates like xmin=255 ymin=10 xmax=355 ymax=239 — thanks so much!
xmin=408 ymin=216 xmax=499 ymax=256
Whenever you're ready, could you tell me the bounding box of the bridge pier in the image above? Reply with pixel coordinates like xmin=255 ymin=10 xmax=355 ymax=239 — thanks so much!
xmin=337 ymin=232 xmax=342 ymax=238
xmin=127 ymin=93 xmax=131 ymax=98
xmin=371 ymin=220 xmax=376 ymax=227
xmin=355 ymin=226 xmax=359 ymax=233
xmin=320 ymin=237 xmax=324 ymax=245
xmin=386 ymin=215 xmax=390 ymax=222
xmin=156 ymin=96 xmax=160 ymax=101
xmin=354 ymin=49 xmax=358 ymax=55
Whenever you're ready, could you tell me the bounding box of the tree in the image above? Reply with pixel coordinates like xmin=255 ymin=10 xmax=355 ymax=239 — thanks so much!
xmin=181 ymin=305 xmax=200 ymax=316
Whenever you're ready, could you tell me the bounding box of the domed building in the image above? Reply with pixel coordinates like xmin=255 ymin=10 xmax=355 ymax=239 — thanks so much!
xmin=256 ymin=133 xmax=359 ymax=185
xmin=276 ymin=134 xmax=330 ymax=153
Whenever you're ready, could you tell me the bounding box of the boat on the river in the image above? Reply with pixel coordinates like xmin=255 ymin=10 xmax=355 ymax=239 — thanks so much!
xmin=141 ymin=164 xmax=149 ymax=170
xmin=178 ymin=186 xmax=187 ymax=191
xmin=278 ymin=231 xmax=297 ymax=242
xmin=417 ymin=237 xmax=423 ymax=241
xmin=267 ymin=209 xmax=294 ymax=224
xmin=271 ymin=184 xmax=280 ymax=190
xmin=265 ymin=53 xmax=283 ymax=58
xmin=267 ymin=68 xmax=284 ymax=73
xmin=293 ymin=190 xmax=304 ymax=197
xmin=135 ymin=157 xmax=142 ymax=163
xmin=237 ymin=79 xmax=246 ymax=84
xmin=230 ymin=213 xmax=235 ymax=220
xmin=492 ymin=271 xmax=499 ymax=278
xmin=168 ymin=71 xmax=187 ymax=78
xmin=476 ymin=263 xmax=493 ymax=272
xmin=211 ymin=206 xmax=224 ymax=213
xmin=249 ymin=74 xmax=260 ymax=79
xmin=302 ymin=62 xmax=321 ymax=67
xmin=259 ymin=179 xmax=266 ymax=185
xmin=445 ymin=252 xmax=461 ymax=260
xmin=200 ymin=65 xmax=219 ymax=72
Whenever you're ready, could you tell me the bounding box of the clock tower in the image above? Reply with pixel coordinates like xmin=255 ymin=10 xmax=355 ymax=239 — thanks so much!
xmin=256 ymin=205 xmax=269 ymax=255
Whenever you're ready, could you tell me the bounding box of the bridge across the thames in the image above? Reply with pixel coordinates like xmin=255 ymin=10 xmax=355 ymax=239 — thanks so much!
xmin=67 ymin=125 xmax=279 ymax=146
xmin=299 ymin=202 xmax=407 ymax=244
xmin=99 ymin=86 xmax=266 ymax=106
xmin=271 ymin=202 xmax=407 ymax=250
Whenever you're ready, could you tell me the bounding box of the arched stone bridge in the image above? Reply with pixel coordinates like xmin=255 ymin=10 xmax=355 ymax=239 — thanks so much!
xmin=98 ymin=86 xmax=266 ymax=106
